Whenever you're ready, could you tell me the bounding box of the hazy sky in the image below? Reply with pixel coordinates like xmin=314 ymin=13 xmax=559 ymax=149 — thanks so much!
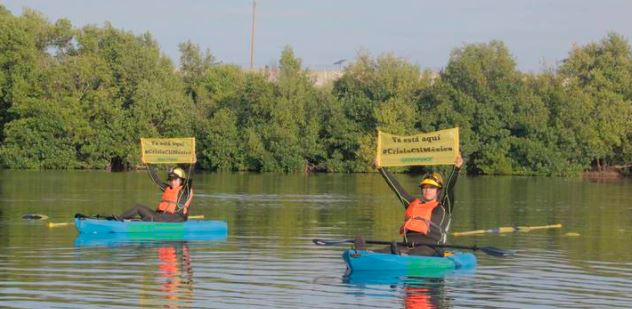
xmin=4 ymin=0 xmax=632 ymax=72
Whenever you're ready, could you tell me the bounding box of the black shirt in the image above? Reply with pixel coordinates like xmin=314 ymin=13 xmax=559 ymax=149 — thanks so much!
xmin=378 ymin=166 xmax=460 ymax=244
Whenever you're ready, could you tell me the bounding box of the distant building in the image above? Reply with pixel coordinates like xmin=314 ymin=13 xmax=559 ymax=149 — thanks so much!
xmin=251 ymin=67 xmax=439 ymax=87
xmin=309 ymin=70 xmax=344 ymax=87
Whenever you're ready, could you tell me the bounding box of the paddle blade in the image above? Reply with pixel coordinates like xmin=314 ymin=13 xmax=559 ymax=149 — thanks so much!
xmin=480 ymin=246 xmax=516 ymax=257
xmin=452 ymin=229 xmax=486 ymax=236
xmin=48 ymin=222 xmax=71 ymax=228
xmin=22 ymin=213 xmax=49 ymax=220
xmin=312 ymin=239 xmax=327 ymax=246
xmin=312 ymin=239 xmax=353 ymax=246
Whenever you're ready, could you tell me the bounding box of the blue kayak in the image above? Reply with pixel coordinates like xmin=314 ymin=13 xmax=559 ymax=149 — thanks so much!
xmin=343 ymin=249 xmax=476 ymax=275
xmin=75 ymin=217 xmax=228 ymax=237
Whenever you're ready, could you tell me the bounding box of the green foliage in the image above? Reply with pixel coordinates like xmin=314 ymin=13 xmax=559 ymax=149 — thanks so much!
xmin=0 ymin=6 xmax=630 ymax=175
xmin=0 ymin=7 xmax=191 ymax=169
xmin=558 ymin=33 xmax=632 ymax=171
xmin=330 ymin=52 xmax=432 ymax=172
xmin=178 ymin=40 xmax=215 ymax=106
xmin=197 ymin=108 xmax=242 ymax=170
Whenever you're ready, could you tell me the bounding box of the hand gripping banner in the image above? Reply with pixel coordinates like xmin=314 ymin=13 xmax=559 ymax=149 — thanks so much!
xmin=141 ymin=137 xmax=196 ymax=164
xmin=376 ymin=128 xmax=459 ymax=167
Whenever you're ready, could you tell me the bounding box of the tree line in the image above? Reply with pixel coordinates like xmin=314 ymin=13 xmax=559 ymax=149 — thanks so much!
xmin=1 ymin=6 xmax=630 ymax=175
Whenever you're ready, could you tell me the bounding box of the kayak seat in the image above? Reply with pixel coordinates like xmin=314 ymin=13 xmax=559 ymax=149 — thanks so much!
xmin=390 ymin=241 xmax=400 ymax=255
xmin=354 ymin=235 xmax=366 ymax=250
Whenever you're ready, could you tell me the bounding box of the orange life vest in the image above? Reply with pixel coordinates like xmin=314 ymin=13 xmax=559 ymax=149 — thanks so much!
xmin=400 ymin=199 xmax=440 ymax=235
xmin=157 ymin=186 xmax=191 ymax=215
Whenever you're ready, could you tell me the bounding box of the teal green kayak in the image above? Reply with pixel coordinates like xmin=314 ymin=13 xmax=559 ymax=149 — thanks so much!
xmin=75 ymin=217 xmax=228 ymax=237
xmin=343 ymin=249 xmax=476 ymax=274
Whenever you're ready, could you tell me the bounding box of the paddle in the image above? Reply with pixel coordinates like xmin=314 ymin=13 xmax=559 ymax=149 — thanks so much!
xmin=452 ymin=223 xmax=562 ymax=236
xmin=312 ymin=238 xmax=515 ymax=257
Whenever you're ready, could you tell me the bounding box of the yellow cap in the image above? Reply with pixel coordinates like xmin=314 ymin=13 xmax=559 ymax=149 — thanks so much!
xmin=169 ymin=167 xmax=186 ymax=179
xmin=419 ymin=172 xmax=443 ymax=188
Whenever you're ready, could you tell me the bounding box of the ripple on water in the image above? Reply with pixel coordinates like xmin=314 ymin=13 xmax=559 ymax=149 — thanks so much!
xmin=1 ymin=234 xmax=632 ymax=308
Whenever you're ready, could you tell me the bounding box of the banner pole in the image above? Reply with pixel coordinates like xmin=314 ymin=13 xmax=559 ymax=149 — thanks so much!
xmin=140 ymin=138 xmax=145 ymax=164
xmin=376 ymin=130 xmax=382 ymax=166
xmin=455 ymin=127 xmax=460 ymax=161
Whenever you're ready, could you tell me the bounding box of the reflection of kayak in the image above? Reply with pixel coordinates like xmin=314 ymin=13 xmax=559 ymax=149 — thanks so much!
xmin=75 ymin=217 xmax=228 ymax=236
xmin=74 ymin=231 xmax=227 ymax=247
xmin=343 ymin=249 xmax=476 ymax=274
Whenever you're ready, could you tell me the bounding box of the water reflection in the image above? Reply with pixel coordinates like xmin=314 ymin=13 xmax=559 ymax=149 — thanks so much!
xmin=157 ymin=242 xmax=193 ymax=309
xmin=344 ymin=267 xmax=476 ymax=309
xmin=74 ymin=234 xmax=226 ymax=308
xmin=403 ymin=283 xmax=446 ymax=309
xmin=74 ymin=233 xmax=227 ymax=247
xmin=2 ymin=172 xmax=632 ymax=308
xmin=344 ymin=273 xmax=450 ymax=309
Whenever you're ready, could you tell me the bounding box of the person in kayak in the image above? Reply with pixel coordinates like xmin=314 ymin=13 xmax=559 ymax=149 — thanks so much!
xmin=117 ymin=166 xmax=193 ymax=222
xmin=372 ymin=153 xmax=463 ymax=256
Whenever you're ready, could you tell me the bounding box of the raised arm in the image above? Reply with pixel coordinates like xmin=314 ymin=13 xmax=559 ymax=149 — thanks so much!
xmin=182 ymin=188 xmax=193 ymax=208
xmin=148 ymin=165 xmax=167 ymax=191
xmin=177 ymin=180 xmax=193 ymax=215
xmin=440 ymin=154 xmax=463 ymax=213
xmin=377 ymin=166 xmax=415 ymax=208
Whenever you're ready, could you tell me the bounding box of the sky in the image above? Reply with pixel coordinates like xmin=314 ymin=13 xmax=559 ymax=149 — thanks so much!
xmin=4 ymin=0 xmax=632 ymax=72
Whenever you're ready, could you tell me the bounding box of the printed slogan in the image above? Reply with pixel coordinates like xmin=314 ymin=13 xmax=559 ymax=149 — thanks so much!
xmin=141 ymin=138 xmax=196 ymax=164
xmin=376 ymin=128 xmax=459 ymax=167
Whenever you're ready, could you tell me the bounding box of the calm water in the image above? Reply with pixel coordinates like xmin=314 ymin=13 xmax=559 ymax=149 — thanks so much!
xmin=1 ymin=171 xmax=631 ymax=308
